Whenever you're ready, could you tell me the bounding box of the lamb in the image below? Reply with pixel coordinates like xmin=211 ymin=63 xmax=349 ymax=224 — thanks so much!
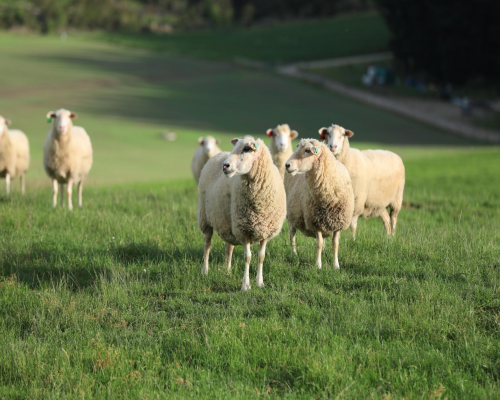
xmin=0 ymin=116 xmax=30 ymax=195
xmin=285 ymin=139 xmax=354 ymax=269
xmin=197 ymin=137 xmax=286 ymax=291
xmin=43 ymin=109 xmax=93 ymax=210
xmin=266 ymin=124 xmax=298 ymax=180
xmin=191 ymin=136 xmax=221 ymax=184
xmin=319 ymin=124 xmax=405 ymax=237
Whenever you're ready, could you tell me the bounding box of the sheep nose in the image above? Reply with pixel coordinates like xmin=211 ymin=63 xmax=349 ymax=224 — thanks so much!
xmin=285 ymin=163 xmax=290 ymax=170
xmin=223 ymin=163 xmax=230 ymax=170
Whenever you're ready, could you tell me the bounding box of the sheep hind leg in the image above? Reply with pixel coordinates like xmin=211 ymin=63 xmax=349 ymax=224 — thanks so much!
xmin=59 ymin=184 xmax=65 ymax=208
xmin=5 ymin=173 xmax=10 ymax=195
xmin=52 ymin=180 xmax=58 ymax=207
xmin=78 ymin=179 xmax=84 ymax=208
xmin=389 ymin=207 xmax=400 ymax=237
xmin=350 ymin=215 xmax=359 ymax=240
xmin=256 ymin=239 xmax=267 ymax=288
xmin=290 ymin=226 xmax=297 ymax=255
xmin=333 ymin=231 xmax=341 ymax=269
xmin=241 ymin=241 xmax=251 ymax=291
xmin=202 ymin=229 xmax=213 ymax=275
xmin=20 ymin=174 xmax=25 ymax=195
xmin=380 ymin=208 xmax=392 ymax=237
xmin=225 ymin=243 xmax=234 ymax=274
xmin=67 ymin=178 xmax=74 ymax=211
xmin=316 ymin=231 xmax=324 ymax=269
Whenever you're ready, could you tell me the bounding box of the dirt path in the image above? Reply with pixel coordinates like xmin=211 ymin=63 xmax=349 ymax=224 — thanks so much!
xmin=276 ymin=59 xmax=500 ymax=144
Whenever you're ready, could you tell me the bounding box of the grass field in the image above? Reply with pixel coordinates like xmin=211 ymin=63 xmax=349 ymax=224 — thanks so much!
xmin=0 ymin=23 xmax=499 ymax=398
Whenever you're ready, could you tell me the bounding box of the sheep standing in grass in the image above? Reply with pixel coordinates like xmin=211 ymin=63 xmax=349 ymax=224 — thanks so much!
xmin=319 ymin=124 xmax=405 ymax=237
xmin=43 ymin=109 xmax=93 ymax=210
xmin=191 ymin=136 xmax=221 ymax=184
xmin=0 ymin=116 xmax=30 ymax=195
xmin=198 ymin=137 xmax=286 ymax=291
xmin=285 ymin=139 xmax=354 ymax=269
xmin=267 ymin=124 xmax=298 ymax=180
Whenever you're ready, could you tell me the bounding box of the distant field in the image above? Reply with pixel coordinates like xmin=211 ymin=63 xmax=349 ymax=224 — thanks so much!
xmin=0 ymin=32 xmax=473 ymax=185
xmin=101 ymin=12 xmax=390 ymax=63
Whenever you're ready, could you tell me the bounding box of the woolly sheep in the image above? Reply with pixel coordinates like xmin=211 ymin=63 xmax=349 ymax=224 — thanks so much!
xmin=191 ymin=136 xmax=221 ymax=184
xmin=43 ymin=109 xmax=93 ymax=210
xmin=0 ymin=116 xmax=30 ymax=195
xmin=285 ymin=139 xmax=354 ymax=269
xmin=266 ymin=124 xmax=298 ymax=180
xmin=319 ymin=124 xmax=405 ymax=237
xmin=198 ymin=137 xmax=286 ymax=291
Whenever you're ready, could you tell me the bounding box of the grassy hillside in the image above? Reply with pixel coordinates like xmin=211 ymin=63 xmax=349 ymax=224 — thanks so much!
xmin=1 ymin=148 xmax=499 ymax=398
xmin=0 ymin=31 xmax=472 ymax=186
xmin=102 ymin=12 xmax=391 ymax=63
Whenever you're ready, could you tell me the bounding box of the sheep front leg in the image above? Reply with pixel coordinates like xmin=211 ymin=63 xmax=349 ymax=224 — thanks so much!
xmin=78 ymin=179 xmax=84 ymax=208
xmin=67 ymin=178 xmax=74 ymax=211
xmin=225 ymin=243 xmax=234 ymax=273
xmin=202 ymin=229 xmax=213 ymax=275
xmin=20 ymin=174 xmax=25 ymax=195
xmin=241 ymin=241 xmax=251 ymax=291
xmin=333 ymin=231 xmax=341 ymax=270
xmin=256 ymin=239 xmax=267 ymax=288
xmin=52 ymin=180 xmax=58 ymax=207
xmin=290 ymin=226 xmax=297 ymax=255
xmin=316 ymin=231 xmax=323 ymax=269
xmin=5 ymin=173 xmax=11 ymax=195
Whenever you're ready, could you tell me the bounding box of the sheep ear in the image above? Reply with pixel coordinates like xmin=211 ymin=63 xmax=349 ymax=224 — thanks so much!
xmin=318 ymin=127 xmax=328 ymax=140
xmin=70 ymin=112 xmax=78 ymax=119
xmin=266 ymin=129 xmax=274 ymax=138
xmin=344 ymin=129 xmax=354 ymax=138
xmin=231 ymin=138 xmax=239 ymax=146
xmin=198 ymin=137 xmax=204 ymax=145
xmin=46 ymin=111 xmax=55 ymax=119
xmin=290 ymin=130 xmax=298 ymax=140
xmin=5 ymin=119 xmax=12 ymax=126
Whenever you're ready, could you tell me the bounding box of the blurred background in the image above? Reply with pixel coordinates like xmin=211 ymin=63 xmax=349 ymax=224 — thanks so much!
xmin=0 ymin=0 xmax=499 ymax=185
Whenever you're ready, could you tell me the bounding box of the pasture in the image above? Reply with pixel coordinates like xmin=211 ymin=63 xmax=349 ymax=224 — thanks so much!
xmin=0 ymin=25 xmax=499 ymax=398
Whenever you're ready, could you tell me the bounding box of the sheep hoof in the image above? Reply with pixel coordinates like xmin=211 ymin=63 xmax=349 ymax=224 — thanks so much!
xmin=201 ymin=267 xmax=208 ymax=276
xmin=334 ymin=263 xmax=340 ymax=270
xmin=316 ymin=262 xmax=322 ymax=269
xmin=241 ymin=280 xmax=251 ymax=291
xmin=256 ymin=279 xmax=264 ymax=288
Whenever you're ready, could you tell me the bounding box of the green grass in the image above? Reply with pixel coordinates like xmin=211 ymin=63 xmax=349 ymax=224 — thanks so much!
xmin=1 ymin=148 xmax=499 ymax=398
xmin=0 ymin=29 xmax=499 ymax=398
xmin=99 ymin=11 xmax=390 ymax=63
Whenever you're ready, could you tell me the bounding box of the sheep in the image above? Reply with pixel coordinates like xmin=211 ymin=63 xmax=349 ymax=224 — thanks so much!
xmin=197 ymin=137 xmax=286 ymax=291
xmin=319 ymin=124 xmax=405 ymax=238
xmin=285 ymin=139 xmax=354 ymax=269
xmin=0 ymin=116 xmax=30 ymax=195
xmin=191 ymin=136 xmax=221 ymax=184
xmin=266 ymin=124 xmax=298 ymax=180
xmin=43 ymin=109 xmax=93 ymax=210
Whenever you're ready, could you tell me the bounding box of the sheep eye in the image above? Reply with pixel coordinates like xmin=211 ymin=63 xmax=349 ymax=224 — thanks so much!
xmin=243 ymin=146 xmax=252 ymax=153
xmin=305 ymin=148 xmax=311 ymax=153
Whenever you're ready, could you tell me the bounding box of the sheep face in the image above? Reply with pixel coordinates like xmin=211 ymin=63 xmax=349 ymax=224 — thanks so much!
xmin=267 ymin=124 xmax=298 ymax=153
xmin=198 ymin=136 xmax=219 ymax=157
xmin=223 ymin=138 xmax=262 ymax=178
xmin=286 ymin=139 xmax=322 ymax=176
xmin=47 ymin=109 xmax=78 ymax=136
xmin=319 ymin=125 xmax=354 ymax=156
xmin=0 ymin=116 xmax=11 ymax=138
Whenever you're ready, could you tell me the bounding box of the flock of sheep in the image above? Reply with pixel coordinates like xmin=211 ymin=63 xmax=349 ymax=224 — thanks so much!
xmin=0 ymin=110 xmax=405 ymax=292
xmin=0 ymin=109 xmax=93 ymax=210
xmin=194 ymin=124 xmax=405 ymax=290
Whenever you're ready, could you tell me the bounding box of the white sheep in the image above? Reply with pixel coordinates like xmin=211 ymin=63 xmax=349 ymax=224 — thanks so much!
xmin=0 ymin=116 xmax=30 ymax=195
xmin=43 ymin=109 xmax=93 ymax=210
xmin=319 ymin=124 xmax=405 ymax=237
xmin=191 ymin=136 xmax=221 ymax=184
xmin=197 ymin=137 xmax=286 ymax=291
xmin=266 ymin=124 xmax=298 ymax=180
xmin=285 ymin=139 xmax=354 ymax=269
